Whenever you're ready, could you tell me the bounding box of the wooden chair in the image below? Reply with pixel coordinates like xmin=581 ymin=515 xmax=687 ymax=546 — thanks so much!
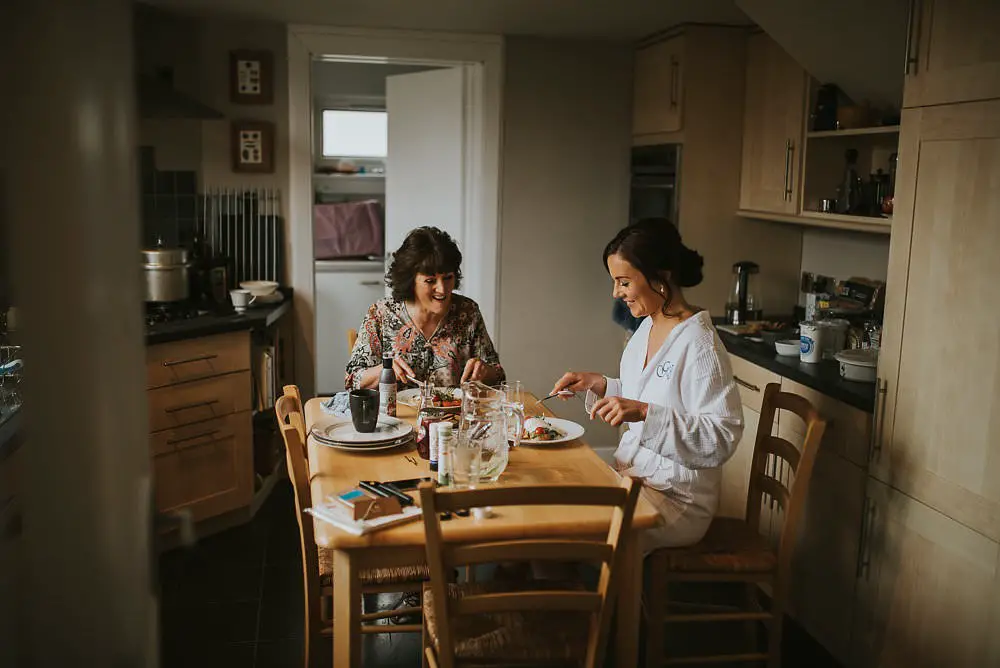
xmin=274 ymin=389 xmax=429 ymax=668
xmin=418 ymin=478 xmax=643 ymax=668
xmin=347 ymin=328 xmax=358 ymax=353
xmin=643 ymin=383 xmax=826 ymax=668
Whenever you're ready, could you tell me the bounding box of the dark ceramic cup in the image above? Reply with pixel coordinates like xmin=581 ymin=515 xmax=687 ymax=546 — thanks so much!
xmin=349 ymin=389 xmax=380 ymax=433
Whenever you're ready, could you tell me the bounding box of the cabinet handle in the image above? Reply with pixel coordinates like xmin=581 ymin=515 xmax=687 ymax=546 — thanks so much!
xmin=733 ymin=376 xmax=760 ymax=393
xmin=162 ymin=353 xmax=218 ymax=367
xmin=165 ymin=399 xmax=219 ymax=414
xmin=783 ymin=139 xmax=794 ymax=201
xmin=669 ymin=56 xmax=679 ymax=108
xmin=167 ymin=428 xmax=221 ymax=446
xmin=903 ymin=0 xmax=920 ymax=75
xmin=869 ymin=379 xmax=888 ymax=464
xmin=857 ymin=498 xmax=877 ymax=580
xmin=359 ymin=280 xmax=382 ymax=286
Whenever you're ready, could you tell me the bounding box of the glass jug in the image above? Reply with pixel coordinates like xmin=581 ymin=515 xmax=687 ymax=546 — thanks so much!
xmin=459 ymin=381 xmax=525 ymax=483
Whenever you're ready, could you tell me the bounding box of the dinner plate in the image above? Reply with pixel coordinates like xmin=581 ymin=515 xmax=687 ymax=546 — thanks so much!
xmin=312 ymin=430 xmax=414 ymax=449
xmin=520 ymin=417 xmax=585 ymax=445
xmin=397 ymin=387 xmax=463 ymax=409
xmin=318 ymin=438 xmax=414 ymax=453
xmin=311 ymin=415 xmax=413 ymax=445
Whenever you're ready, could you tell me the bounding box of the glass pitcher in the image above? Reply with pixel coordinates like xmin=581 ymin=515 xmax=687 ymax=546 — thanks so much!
xmin=459 ymin=381 xmax=525 ymax=483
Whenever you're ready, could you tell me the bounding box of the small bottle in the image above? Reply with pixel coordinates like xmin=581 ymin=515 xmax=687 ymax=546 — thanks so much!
xmin=429 ymin=422 xmax=440 ymax=471
xmin=437 ymin=423 xmax=453 ymax=486
xmin=378 ymin=356 xmax=396 ymax=416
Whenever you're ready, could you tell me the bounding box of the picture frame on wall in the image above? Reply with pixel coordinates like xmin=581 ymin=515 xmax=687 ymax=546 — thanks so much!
xmin=231 ymin=120 xmax=275 ymax=174
xmin=229 ymin=49 xmax=274 ymax=105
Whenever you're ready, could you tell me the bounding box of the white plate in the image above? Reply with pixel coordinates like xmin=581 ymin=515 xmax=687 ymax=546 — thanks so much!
xmin=318 ymin=438 xmax=413 ymax=453
xmin=311 ymin=415 xmax=413 ymax=445
xmin=251 ymin=291 xmax=284 ymax=305
xmin=520 ymin=417 xmax=585 ymax=445
xmin=312 ymin=430 xmax=414 ymax=448
xmin=397 ymin=387 xmax=463 ymax=409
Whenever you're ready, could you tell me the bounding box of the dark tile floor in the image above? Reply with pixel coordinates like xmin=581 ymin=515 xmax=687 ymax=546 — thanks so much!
xmin=157 ymin=479 xmax=842 ymax=668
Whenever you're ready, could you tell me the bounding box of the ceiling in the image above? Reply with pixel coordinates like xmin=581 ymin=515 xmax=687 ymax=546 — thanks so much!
xmin=144 ymin=0 xmax=750 ymax=41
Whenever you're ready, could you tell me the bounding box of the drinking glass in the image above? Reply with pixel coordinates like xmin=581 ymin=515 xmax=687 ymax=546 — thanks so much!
xmin=500 ymin=380 xmax=525 ymax=440
xmin=450 ymin=433 xmax=483 ymax=490
xmin=584 ymin=389 xmax=600 ymax=414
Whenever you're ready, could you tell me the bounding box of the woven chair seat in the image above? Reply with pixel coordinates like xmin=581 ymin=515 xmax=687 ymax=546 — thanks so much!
xmin=424 ymin=580 xmax=591 ymax=666
xmin=650 ymin=517 xmax=778 ymax=573
xmin=317 ymin=548 xmax=429 ymax=587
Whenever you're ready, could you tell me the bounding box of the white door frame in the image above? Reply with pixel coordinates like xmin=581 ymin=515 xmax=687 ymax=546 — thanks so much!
xmin=287 ymin=26 xmax=504 ymax=397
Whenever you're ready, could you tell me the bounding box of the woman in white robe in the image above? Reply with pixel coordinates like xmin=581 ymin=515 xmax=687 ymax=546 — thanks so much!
xmin=553 ymin=219 xmax=744 ymax=553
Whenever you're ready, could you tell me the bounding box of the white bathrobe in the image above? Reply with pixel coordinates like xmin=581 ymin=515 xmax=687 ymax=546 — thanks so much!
xmin=606 ymin=310 xmax=744 ymax=552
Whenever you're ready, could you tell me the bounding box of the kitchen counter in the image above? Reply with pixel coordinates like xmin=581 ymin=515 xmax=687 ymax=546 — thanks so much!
xmin=718 ymin=330 xmax=876 ymax=413
xmin=146 ymin=291 xmax=292 ymax=345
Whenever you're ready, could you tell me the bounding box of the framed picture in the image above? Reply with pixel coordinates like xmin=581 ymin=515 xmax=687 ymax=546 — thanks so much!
xmin=229 ymin=49 xmax=274 ymax=105
xmin=231 ymin=121 xmax=275 ymax=173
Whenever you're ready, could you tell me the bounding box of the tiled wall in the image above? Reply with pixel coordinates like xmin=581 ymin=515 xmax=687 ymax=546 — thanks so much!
xmin=139 ymin=146 xmax=199 ymax=249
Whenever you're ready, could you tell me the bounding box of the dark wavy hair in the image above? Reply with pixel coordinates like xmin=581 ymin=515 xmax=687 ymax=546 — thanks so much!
xmin=386 ymin=227 xmax=463 ymax=302
xmin=602 ymin=218 xmax=704 ymax=315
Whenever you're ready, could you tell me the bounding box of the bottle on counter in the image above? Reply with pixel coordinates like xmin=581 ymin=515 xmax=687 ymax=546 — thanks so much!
xmin=429 ymin=422 xmax=440 ymax=472
xmin=437 ymin=422 xmax=454 ymax=486
xmin=378 ymin=355 xmax=396 ymax=416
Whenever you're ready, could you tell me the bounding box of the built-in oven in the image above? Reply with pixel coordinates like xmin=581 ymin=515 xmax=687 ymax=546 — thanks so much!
xmin=630 ymin=143 xmax=681 ymax=226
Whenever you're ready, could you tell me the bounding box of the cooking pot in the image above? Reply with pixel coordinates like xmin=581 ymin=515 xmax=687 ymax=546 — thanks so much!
xmin=142 ymin=247 xmax=191 ymax=302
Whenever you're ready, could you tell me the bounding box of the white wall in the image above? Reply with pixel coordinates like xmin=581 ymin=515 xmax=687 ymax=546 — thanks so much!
xmin=498 ymin=37 xmax=633 ymax=451
xmin=311 ymin=61 xmax=438 ymax=100
xmin=799 ymin=228 xmax=890 ymax=293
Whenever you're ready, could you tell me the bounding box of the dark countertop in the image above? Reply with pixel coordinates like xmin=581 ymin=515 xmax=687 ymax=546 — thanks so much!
xmin=146 ymin=292 xmax=293 ymax=345
xmin=718 ymin=330 xmax=876 ymax=413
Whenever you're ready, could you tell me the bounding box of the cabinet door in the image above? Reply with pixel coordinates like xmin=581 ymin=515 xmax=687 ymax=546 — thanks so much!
xmin=852 ymin=478 xmax=1000 ymax=667
xmin=779 ymin=418 xmax=865 ymax=666
xmin=633 ymin=37 xmax=683 ymax=136
xmin=902 ymin=0 xmax=1000 ymax=108
xmin=718 ymin=405 xmax=758 ymax=519
xmin=876 ymin=100 xmax=1000 ymax=541
xmin=738 ymin=33 xmax=806 ymax=215
xmin=314 ymin=268 xmax=387 ymax=394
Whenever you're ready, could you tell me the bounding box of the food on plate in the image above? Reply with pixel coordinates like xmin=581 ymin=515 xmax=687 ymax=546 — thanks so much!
xmin=429 ymin=388 xmax=461 ymax=408
xmin=745 ymin=320 xmax=792 ymax=335
xmin=522 ymin=417 xmax=565 ymax=442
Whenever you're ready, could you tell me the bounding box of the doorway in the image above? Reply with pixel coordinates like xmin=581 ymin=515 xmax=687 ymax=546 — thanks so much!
xmin=286 ymin=27 xmax=503 ymax=397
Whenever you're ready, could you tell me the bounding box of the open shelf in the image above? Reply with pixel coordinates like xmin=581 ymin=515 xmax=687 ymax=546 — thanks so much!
xmin=313 ymin=172 xmax=384 ymax=181
xmin=807 ymin=125 xmax=901 ymax=138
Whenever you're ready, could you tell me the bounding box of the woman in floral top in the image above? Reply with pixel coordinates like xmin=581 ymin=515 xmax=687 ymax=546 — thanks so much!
xmin=345 ymin=227 xmax=505 ymax=389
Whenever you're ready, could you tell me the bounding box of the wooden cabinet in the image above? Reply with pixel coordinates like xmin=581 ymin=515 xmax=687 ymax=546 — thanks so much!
xmin=148 ymin=331 xmax=253 ymax=522
xmin=633 ymin=36 xmax=684 ymax=136
xmin=902 ymin=0 xmax=1000 ymax=108
xmin=875 ymin=99 xmax=1000 ymax=542
xmin=718 ymin=404 xmax=757 ymax=519
xmin=737 ymin=32 xmax=807 ymax=216
xmin=852 ymin=477 xmax=1000 ymax=667
xmin=779 ymin=416 xmax=866 ymax=666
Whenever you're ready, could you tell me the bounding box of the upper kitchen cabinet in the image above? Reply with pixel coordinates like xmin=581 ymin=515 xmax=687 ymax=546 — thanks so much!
xmin=903 ymin=0 xmax=1000 ymax=108
xmin=738 ymin=32 xmax=808 ymax=216
xmin=874 ymin=99 xmax=1000 ymax=542
xmin=633 ymin=35 xmax=684 ymax=137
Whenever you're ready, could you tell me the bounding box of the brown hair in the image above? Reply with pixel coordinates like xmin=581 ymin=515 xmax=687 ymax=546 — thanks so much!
xmin=386 ymin=227 xmax=463 ymax=302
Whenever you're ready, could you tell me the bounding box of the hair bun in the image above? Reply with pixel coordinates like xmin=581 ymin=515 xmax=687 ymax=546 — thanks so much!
xmin=675 ymin=245 xmax=704 ymax=288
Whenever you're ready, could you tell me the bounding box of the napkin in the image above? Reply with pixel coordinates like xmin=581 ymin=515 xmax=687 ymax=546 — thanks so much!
xmin=321 ymin=392 xmax=351 ymax=417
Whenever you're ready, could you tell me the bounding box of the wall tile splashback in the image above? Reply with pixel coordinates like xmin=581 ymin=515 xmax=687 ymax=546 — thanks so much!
xmin=139 ymin=145 xmax=199 ymax=248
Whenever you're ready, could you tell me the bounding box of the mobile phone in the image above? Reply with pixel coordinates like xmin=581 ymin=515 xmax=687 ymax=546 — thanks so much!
xmin=384 ymin=477 xmax=432 ymax=491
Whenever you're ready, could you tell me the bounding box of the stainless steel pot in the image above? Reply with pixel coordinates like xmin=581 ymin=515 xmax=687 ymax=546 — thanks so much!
xmin=142 ymin=247 xmax=191 ymax=302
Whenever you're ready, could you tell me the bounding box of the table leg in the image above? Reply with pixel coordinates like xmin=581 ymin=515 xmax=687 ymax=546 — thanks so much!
xmin=616 ymin=531 xmax=643 ymax=667
xmin=332 ymin=549 xmax=361 ymax=668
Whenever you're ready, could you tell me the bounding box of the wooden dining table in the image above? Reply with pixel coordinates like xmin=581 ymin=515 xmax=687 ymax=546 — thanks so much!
xmin=304 ymin=392 xmax=660 ymax=667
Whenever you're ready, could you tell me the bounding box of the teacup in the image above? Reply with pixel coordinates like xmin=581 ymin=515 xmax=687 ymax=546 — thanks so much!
xmin=230 ymin=289 xmax=256 ymax=313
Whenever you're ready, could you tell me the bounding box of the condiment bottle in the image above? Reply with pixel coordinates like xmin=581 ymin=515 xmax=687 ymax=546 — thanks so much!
xmin=437 ymin=423 xmax=453 ymax=486
xmin=429 ymin=422 xmax=440 ymax=471
xmin=378 ymin=356 xmax=396 ymax=416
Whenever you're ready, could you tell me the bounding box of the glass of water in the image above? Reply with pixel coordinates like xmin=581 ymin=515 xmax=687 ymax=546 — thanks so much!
xmin=450 ymin=432 xmax=483 ymax=489
xmin=584 ymin=389 xmax=600 ymax=414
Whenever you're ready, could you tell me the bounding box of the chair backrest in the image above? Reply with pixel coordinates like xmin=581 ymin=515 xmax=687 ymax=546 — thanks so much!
xmin=274 ymin=392 xmax=322 ymax=632
xmin=419 ymin=478 xmax=642 ymax=668
xmin=745 ymin=383 xmax=826 ymax=589
xmin=347 ymin=328 xmax=358 ymax=353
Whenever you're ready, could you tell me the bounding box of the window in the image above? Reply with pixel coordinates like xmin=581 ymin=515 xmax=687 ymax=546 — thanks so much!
xmin=321 ymin=109 xmax=387 ymax=159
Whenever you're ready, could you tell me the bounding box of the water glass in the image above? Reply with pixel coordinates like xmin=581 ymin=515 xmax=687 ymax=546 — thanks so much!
xmin=450 ymin=433 xmax=483 ymax=489
xmin=584 ymin=389 xmax=600 ymax=414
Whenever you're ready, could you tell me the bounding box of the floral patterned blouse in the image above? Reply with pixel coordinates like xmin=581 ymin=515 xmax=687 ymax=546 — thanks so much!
xmin=345 ymin=295 xmax=505 ymax=389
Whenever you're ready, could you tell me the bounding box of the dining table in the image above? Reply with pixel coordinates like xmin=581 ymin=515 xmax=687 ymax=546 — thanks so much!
xmin=304 ymin=391 xmax=660 ymax=667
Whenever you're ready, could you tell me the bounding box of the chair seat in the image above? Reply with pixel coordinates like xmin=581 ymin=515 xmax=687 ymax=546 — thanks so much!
xmin=651 ymin=517 xmax=778 ymax=573
xmin=424 ymin=580 xmax=591 ymax=666
xmin=317 ymin=548 xmax=429 ymax=587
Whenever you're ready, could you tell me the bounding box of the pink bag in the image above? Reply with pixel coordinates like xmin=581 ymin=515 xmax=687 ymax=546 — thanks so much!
xmin=313 ymin=200 xmax=384 ymax=259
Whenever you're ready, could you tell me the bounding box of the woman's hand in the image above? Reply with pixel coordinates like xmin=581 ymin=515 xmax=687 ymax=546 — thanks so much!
xmin=551 ymin=372 xmax=608 ymax=399
xmin=461 ymin=357 xmax=490 ymax=383
xmin=589 ymin=396 xmax=648 ymax=427
xmin=391 ymin=357 xmax=416 ymax=384
xmin=358 ymin=357 xmax=415 ymax=389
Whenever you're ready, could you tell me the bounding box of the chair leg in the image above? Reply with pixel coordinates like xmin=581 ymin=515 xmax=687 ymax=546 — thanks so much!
xmin=767 ymin=592 xmax=784 ymax=668
xmin=644 ymin=567 xmax=666 ymax=668
xmin=421 ymin=618 xmax=429 ymax=668
xmin=743 ymin=583 xmax=759 ymax=653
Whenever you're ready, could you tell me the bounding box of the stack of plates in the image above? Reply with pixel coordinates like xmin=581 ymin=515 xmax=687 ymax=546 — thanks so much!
xmin=310 ymin=415 xmax=414 ymax=452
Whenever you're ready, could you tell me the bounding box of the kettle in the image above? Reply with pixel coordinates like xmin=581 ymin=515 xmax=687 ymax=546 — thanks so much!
xmin=725 ymin=261 xmax=762 ymax=325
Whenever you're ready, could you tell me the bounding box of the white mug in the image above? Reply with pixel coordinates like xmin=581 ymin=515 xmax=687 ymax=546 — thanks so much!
xmin=799 ymin=321 xmax=823 ymax=364
xmin=230 ymin=289 xmax=256 ymax=313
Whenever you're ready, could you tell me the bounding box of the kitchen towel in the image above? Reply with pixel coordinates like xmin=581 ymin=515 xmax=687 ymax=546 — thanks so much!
xmin=321 ymin=392 xmax=351 ymax=417
xmin=313 ymin=200 xmax=384 ymax=260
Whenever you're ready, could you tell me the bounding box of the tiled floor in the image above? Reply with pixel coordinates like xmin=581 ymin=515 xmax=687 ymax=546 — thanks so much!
xmin=157 ymin=479 xmax=841 ymax=667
